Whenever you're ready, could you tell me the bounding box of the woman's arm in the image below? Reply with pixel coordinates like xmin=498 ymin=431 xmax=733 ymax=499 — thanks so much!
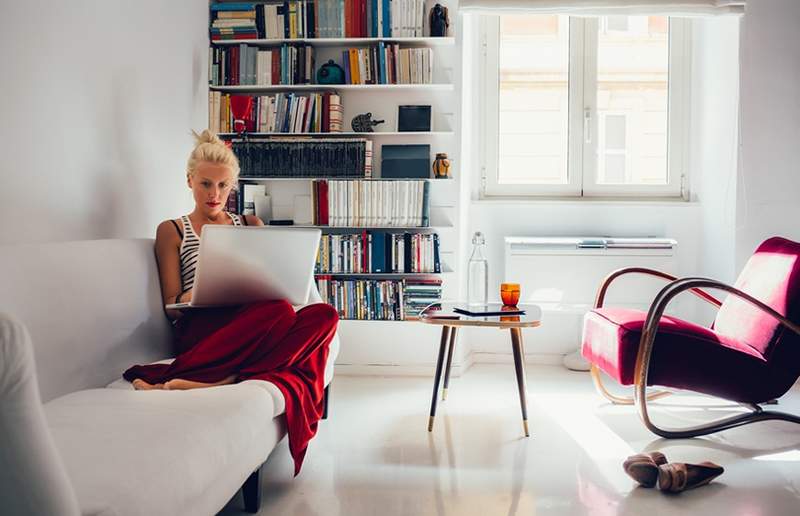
xmin=154 ymin=220 xmax=189 ymax=320
xmin=244 ymin=214 xmax=265 ymax=226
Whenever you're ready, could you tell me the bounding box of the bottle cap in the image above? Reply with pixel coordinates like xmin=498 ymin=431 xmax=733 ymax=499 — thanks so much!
xmin=472 ymin=231 xmax=485 ymax=245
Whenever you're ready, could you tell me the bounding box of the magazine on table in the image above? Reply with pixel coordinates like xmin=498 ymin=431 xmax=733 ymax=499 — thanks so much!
xmin=453 ymin=304 xmax=526 ymax=317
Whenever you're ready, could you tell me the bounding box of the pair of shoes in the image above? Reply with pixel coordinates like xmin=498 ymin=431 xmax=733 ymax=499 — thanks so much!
xmin=623 ymin=452 xmax=667 ymax=488
xmin=657 ymin=461 xmax=724 ymax=493
xmin=623 ymin=452 xmax=724 ymax=493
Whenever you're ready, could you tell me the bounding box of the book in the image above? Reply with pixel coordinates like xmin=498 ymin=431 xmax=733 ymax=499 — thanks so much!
xmin=211 ymin=3 xmax=256 ymax=12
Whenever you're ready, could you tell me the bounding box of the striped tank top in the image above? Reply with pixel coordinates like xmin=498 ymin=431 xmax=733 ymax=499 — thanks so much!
xmin=177 ymin=212 xmax=244 ymax=291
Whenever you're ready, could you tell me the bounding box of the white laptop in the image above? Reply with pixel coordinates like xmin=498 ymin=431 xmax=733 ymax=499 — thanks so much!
xmin=166 ymin=225 xmax=321 ymax=309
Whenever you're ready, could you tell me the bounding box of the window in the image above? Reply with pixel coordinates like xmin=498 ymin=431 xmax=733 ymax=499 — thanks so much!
xmin=480 ymin=15 xmax=689 ymax=198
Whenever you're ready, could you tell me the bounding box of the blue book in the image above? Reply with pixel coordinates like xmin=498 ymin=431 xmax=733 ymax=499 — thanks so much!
xmin=343 ymin=50 xmax=351 ymax=84
xmin=281 ymin=45 xmax=288 ymax=84
xmin=366 ymin=281 xmax=372 ymax=319
xmin=381 ymin=0 xmax=391 ymax=37
xmin=211 ymin=3 xmax=255 ymax=11
xmin=283 ymin=93 xmax=294 ymax=132
xmin=433 ymin=234 xmax=441 ymax=273
xmin=421 ymin=180 xmax=430 ymax=227
xmin=371 ymin=232 xmax=387 ymax=272
xmin=378 ymin=41 xmax=386 ymax=84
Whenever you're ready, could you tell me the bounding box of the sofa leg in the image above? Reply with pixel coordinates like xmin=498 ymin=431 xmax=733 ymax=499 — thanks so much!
xmin=242 ymin=464 xmax=262 ymax=513
xmin=322 ymin=384 xmax=330 ymax=420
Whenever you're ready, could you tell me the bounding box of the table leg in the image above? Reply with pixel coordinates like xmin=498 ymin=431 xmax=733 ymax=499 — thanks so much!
xmin=428 ymin=326 xmax=451 ymax=431
xmin=442 ymin=327 xmax=457 ymax=401
xmin=510 ymin=327 xmax=530 ymax=437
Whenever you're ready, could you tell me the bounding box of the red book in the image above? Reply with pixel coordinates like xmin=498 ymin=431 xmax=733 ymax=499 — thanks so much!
xmin=313 ymin=181 xmax=320 ymax=225
xmin=362 ymin=230 xmax=368 ymax=272
xmin=353 ymin=0 xmax=359 ymax=37
xmin=321 ymin=92 xmax=330 ymax=132
xmin=318 ymin=181 xmax=329 ymax=225
xmin=271 ymin=49 xmax=280 ymax=85
xmin=231 ymin=47 xmax=239 ymax=86
xmin=359 ymin=0 xmax=366 ymax=38
xmin=211 ymin=33 xmax=258 ymax=41
xmin=344 ymin=0 xmax=351 ymax=37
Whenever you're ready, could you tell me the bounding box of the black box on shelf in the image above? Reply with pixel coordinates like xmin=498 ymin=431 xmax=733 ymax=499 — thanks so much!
xmin=381 ymin=144 xmax=430 ymax=179
xmin=398 ymin=105 xmax=432 ymax=132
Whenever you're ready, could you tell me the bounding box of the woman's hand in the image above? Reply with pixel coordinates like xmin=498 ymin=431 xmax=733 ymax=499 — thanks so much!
xmin=178 ymin=288 xmax=194 ymax=304
xmin=166 ymin=289 xmax=194 ymax=321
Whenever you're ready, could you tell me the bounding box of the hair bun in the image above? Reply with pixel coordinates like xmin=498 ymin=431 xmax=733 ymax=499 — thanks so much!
xmin=191 ymin=129 xmax=223 ymax=147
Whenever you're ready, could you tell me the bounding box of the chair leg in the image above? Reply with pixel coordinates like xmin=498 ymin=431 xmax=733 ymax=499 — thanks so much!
xmin=634 ymin=377 xmax=800 ymax=438
xmin=322 ymin=384 xmax=330 ymax=420
xmin=242 ymin=464 xmax=263 ymax=513
xmin=590 ymin=364 xmax=672 ymax=405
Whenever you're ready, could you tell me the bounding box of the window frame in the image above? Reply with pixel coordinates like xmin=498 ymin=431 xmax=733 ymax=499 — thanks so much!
xmin=479 ymin=15 xmax=691 ymax=199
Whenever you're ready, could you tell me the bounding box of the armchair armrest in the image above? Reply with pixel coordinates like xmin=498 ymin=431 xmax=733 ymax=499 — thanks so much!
xmin=595 ymin=267 xmax=723 ymax=309
xmin=635 ymin=277 xmax=800 ymax=400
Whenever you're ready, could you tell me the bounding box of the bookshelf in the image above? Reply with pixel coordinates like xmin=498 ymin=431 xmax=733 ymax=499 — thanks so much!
xmin=211 ymin=84 xmax=454 ymax=91
xmin=209 ymin=0 xmax=458 ymax=320
xmin=211 ymin=36 xmax=456 ymax=47
xmin=225 ymin=131 xmax=454 ymax=137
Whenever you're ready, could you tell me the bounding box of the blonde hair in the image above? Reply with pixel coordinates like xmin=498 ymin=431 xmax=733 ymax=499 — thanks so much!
xmin=186 ymin=129 xmax=240 ymax=180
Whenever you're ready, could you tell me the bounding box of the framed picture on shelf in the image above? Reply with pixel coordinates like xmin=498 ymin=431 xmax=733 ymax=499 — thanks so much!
xmin=397 ymin=105 xmax=432 ymax=132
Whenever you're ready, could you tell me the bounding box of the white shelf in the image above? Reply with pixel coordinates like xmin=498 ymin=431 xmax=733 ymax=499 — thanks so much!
xmin=285 ymin=223 xmax=454 ymax=229
xmin=220 ymin=131 xmax=455 ymax=137
xmin=210 ymin=84 xmax=454 ymax=92
xmin=211 ymin=37 xmax=456 ymax=47
xmin=315 ymin=270 xmax=451 ymax=278
xmin=239 ymin=176 xmax=454 ymax=181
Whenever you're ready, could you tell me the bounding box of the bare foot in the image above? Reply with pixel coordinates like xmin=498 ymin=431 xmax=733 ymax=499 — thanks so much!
xmin=163 ymin=375 xmax=237 ymax=391
xmin=132 ymin=379 xmax=165 ymax=391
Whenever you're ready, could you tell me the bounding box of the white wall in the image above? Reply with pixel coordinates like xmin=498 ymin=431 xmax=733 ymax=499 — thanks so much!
xmin=690 ymin=18 xmax=740 ymax=285
xmin=737 ymin=0 xmax=800 ymax=269
xmin=0 ymin=1 xmax=208 ymax=245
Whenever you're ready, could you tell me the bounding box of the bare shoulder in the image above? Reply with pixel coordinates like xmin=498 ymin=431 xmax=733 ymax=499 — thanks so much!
xmin=244 ymin=214 xmax=265 ymax=226
xmin=156 ymin=219 xmax=182 ymax=245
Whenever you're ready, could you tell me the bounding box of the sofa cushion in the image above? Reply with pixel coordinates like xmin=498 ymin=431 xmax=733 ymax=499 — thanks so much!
xmin=581 ymin=307 xmax=788 ymax=403
xmin=106 ymin=365 xmax=288 ymax=417
xmin=45 ymin=385 xmax=284 ymax=516
xmin=0 ymin=239 xmax=174 ymax=402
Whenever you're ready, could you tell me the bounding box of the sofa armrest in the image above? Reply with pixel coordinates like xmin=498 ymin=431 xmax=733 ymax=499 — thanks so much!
xmin=300 ymin=283 xmax=339 ymax=386
xmin=0 ymin=313 xmax=80 ymax=516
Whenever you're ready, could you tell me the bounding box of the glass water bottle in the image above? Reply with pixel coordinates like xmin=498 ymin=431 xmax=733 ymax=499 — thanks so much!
xmin=467 ymin=231 xmax=488 ymax=306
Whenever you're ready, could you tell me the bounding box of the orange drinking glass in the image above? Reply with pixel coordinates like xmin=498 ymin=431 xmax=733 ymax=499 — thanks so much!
xmin=500 ymin=283 xmax=521 ymax=306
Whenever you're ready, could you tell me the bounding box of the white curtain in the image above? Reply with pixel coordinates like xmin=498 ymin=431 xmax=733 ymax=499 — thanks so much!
xmin=458 ymin=0 xmax=745 ymax=16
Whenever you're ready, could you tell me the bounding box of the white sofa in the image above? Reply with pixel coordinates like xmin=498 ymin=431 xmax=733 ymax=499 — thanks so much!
xmin=0 ymin=238 xmax=339 ymax=516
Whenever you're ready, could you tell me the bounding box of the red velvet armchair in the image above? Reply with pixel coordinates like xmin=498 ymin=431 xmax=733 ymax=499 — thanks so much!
xmin=581 ymin=237 xmax=800 ymax=438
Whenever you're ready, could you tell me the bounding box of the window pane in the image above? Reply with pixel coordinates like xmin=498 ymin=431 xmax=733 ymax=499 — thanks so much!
xmin=596 ymin=16 xmax=669 ymax=185
xmin=604 ymin=155 xmax=626 ymax=183
xmin=605 ymin=115 xmax=626 ymax=150
xmin=498 ymin=15 xmax=569 ymax=185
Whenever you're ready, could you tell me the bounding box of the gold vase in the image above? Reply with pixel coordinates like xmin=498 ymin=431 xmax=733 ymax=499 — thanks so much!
xmin=432 ymin=153 xmax=451 ymax=178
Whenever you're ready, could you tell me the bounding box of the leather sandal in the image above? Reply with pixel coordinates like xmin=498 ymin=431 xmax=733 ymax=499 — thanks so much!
xmin=657 ymin=461 xmax=724 ymax=493
xmin=623 ymin=451 xmax=668 ymax=488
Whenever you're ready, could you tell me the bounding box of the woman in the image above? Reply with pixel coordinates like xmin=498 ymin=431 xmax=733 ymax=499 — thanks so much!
xmin=124 ymin=130 xmax=338 ymax=474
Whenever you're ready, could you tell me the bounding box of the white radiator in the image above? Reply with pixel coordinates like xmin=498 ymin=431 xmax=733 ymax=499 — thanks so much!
xmin=503 ymin=237 xmax=678 ymax=355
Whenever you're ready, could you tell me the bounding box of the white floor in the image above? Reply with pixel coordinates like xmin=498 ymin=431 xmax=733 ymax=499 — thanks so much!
xmin=220 ymin=364 xmax=800 ymax=516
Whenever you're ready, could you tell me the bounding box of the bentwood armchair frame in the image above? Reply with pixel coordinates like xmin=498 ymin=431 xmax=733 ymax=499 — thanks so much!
xmin=590 ymin=267 xmax=800 ymax=438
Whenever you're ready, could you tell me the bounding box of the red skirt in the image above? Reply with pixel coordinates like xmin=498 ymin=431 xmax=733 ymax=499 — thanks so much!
xmin=123 ymin=300 xmax=339 ymax=475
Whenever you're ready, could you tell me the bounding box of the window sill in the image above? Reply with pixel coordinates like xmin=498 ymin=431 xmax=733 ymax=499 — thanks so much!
xmin=473 ymin=195 xmax=698 ymax=207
